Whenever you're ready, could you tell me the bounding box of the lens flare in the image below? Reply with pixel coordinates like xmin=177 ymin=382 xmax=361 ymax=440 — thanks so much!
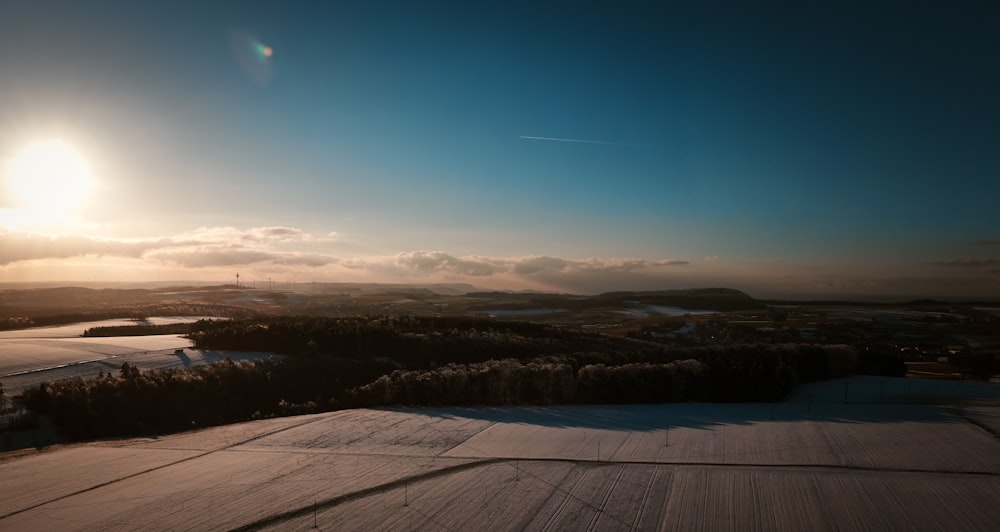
xmin=229 ymin=29 xmax=273 ymax=87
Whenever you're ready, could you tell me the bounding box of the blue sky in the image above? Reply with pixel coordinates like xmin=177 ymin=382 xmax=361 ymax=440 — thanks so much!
xmin=1 ymin=1 xmax=998 ymax=298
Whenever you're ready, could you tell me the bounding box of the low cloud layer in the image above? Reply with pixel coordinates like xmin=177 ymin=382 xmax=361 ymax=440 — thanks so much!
xmin=4 ymin=227 xmax=999 ymax=298
xmin=0 ymin=226 xmax=339 ymax=267
xmin=0 ymin=232 xmax=164 ymax=265
xmin=181 ymin=226 xmax=338 ymax=244
xmin=145 ymin=247 xmax=335 ymax=268
xmin=0 ymin=229 xmax=690 ymax=284
xmin=340 ymin=251 xmax=688 ymax=278
xmin=930 ymin=258 xmax=1000 ymax=269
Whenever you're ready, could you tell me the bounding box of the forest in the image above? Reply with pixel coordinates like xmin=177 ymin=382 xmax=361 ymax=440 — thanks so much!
xmin=15 ymin=316 xmax=904 ymax=440
xmin=82 ymin=322 xmax=196 ymax=336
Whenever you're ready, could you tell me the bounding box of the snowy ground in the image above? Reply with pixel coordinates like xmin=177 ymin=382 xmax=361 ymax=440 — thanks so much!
xmin=0 ymin=317 xmax=211 ymax=340
xmin=0 ymin=376 xmax=998 ymax=530
xmin=0 ymin=318 xmax=273 ymax=395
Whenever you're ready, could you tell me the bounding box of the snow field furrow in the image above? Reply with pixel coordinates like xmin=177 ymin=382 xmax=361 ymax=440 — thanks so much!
xmin=1 ymin=450 xmax=481 ymax=531
xmin=110 ymin=412 xmax=334 ymax=452
xmin=633 ymin=466 xmax=673 ymax=531
xmin=441 ymin=404 xmax=1000 ymax=473
xmin=534 ymin=464 xmax=640 ymax=532
xmin=255 ymin=462 xmax=1000 ymax=532
xmin=2 ymin=377 xmax=999 ymax=530
xmin=0 ymin=411 xmax=351 ymax=529
xmin=261 ymin=461 xmax=579 ymax=532
xmin=533 ymin=465 xmax=591 ymax=531
xmin=661 ymin=466 xmax=1000 ymax=532
xmin=0 ymin=447 xmax=201 ymax=519
xmin=239 ymin=408 xmax=496 ymax=457
xmin=240 ymin=457 xmax=502 ymax=532
xmin=588 ymin=465 xmax=638 ymax=532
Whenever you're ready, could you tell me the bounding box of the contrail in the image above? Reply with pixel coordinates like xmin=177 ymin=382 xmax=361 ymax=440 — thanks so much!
xmin=519 ymin=135 xmax=634 ymax=146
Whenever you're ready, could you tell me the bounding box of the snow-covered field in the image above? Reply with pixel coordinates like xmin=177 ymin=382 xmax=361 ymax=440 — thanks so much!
xmin=0 ymin=317 xmax=210 ymax=340
xmin=1 ymin=376 xmax=998 ymax=530
xmin=0 ymin=318 xmax=273 ymax=395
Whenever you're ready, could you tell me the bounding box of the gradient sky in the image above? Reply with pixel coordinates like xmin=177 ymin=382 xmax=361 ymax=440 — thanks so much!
xmin=1 ymin=0 xmax=998 ymax=298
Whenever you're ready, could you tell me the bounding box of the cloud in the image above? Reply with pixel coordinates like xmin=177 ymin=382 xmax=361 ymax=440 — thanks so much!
xmin=393 ymin=251 xmax=500 ymax=276
xmin=577 ymin=258 xmax=687 ymax=272
xmin=183 ymin=226 xmax=338 ymax=244
xmin=340 ymin=252 xmax=688 ymax=279
xmin=0 ymin=225 xmax=342 ymax=267
xmin=0 ymin=232 xmax=166 ymax=265
xmin=0 ymin=227 xmax=696 ymax=292
xmin=978 ymin=240 xmax=1000 ymax=246
xmin=145 ymin=247 xmax=278 ymax=268
xmin=141 ymin=226 xmax=342 ymax=268
xmin=1 ymin=219 xmax=690 ymax=280
xmin=340 ymin=252 xmax=502 ymax=277
xmin=511 ymin=256 xmax=570 ymax=275
xmin=146 ymin=246 xmax=336 ymax=268
xmin=6 ymin=229 xmax=999 ymax=298
xmin=929 ymin=258 xmax=1000 ymax=268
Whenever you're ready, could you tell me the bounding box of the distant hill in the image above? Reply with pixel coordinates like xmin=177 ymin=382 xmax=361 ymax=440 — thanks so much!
xmin=0 ymin=284 xmax=765 ymax=328
xmin=468 ymin=288 xmax=764 ymax=312
xmin=594 ymin=288 xmax=764 ymax=311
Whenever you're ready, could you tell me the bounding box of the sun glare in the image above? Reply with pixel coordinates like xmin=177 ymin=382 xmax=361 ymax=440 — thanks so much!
xmin=6 ymin=140 xmax=92 ymax=212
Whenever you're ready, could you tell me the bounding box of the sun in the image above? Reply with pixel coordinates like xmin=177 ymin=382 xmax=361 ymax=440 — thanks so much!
xmin=6 ymin=140 xmax=93 ymax=212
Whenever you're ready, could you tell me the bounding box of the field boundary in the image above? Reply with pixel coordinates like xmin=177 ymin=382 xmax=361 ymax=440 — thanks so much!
xmin=231 ymin=458 xmax=503 ymax=531
xmin=0 ymin=413 xmax=331 ymax=522
xmin=231 ymin=455 xmax=1000 ymax=531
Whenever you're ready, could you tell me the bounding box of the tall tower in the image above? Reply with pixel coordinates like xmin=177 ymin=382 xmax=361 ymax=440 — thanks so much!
xmin=236 ymin=272 xmax=240 ymax=287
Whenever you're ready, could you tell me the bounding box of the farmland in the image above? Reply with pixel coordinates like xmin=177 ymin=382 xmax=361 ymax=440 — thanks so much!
xmin=1 ymin=285 xmax=999 ymax=529
xmin=0 ymin=318 xmax=276 ymax=396
xmin=1 ymin=376 xmax=998 ymax=531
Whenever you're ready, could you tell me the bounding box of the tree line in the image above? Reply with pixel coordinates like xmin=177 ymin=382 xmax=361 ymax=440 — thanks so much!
xmin=82 ymin=323 xmax=196 ymax=337
xmin=186 ymin=316 xmax=639 ymax=368
xmin=348 ymin=343 xmax=857 ymax=407
xmin=0 ymin=304 xmax=256 ymax=331
xmin=13 ymin=316 xmax=904 ymax=441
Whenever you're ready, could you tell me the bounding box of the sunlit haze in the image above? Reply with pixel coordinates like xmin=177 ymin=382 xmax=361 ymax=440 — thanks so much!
xmin=1 ymin=1 xmax=998 ymax=299
xmin=6 ymin=141 xmax=92 ymax=212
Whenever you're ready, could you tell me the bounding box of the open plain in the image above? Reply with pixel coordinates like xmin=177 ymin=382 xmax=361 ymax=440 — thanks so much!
xmin=1 ymin=376 xmax=998 ymax=531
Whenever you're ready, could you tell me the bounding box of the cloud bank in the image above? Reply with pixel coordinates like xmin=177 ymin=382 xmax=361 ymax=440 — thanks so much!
xmin=930 ymin=258 xmax=1000 ymax=268
xmin=0 ymin=228 xmax=689 ymax=284
xmin=339 ymin=251 xmax=687 ymax=278
xmin=2 ymin=226 xmax=998 ymax=298
xmin=0 ymin=227 xmax=338 ymax=267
